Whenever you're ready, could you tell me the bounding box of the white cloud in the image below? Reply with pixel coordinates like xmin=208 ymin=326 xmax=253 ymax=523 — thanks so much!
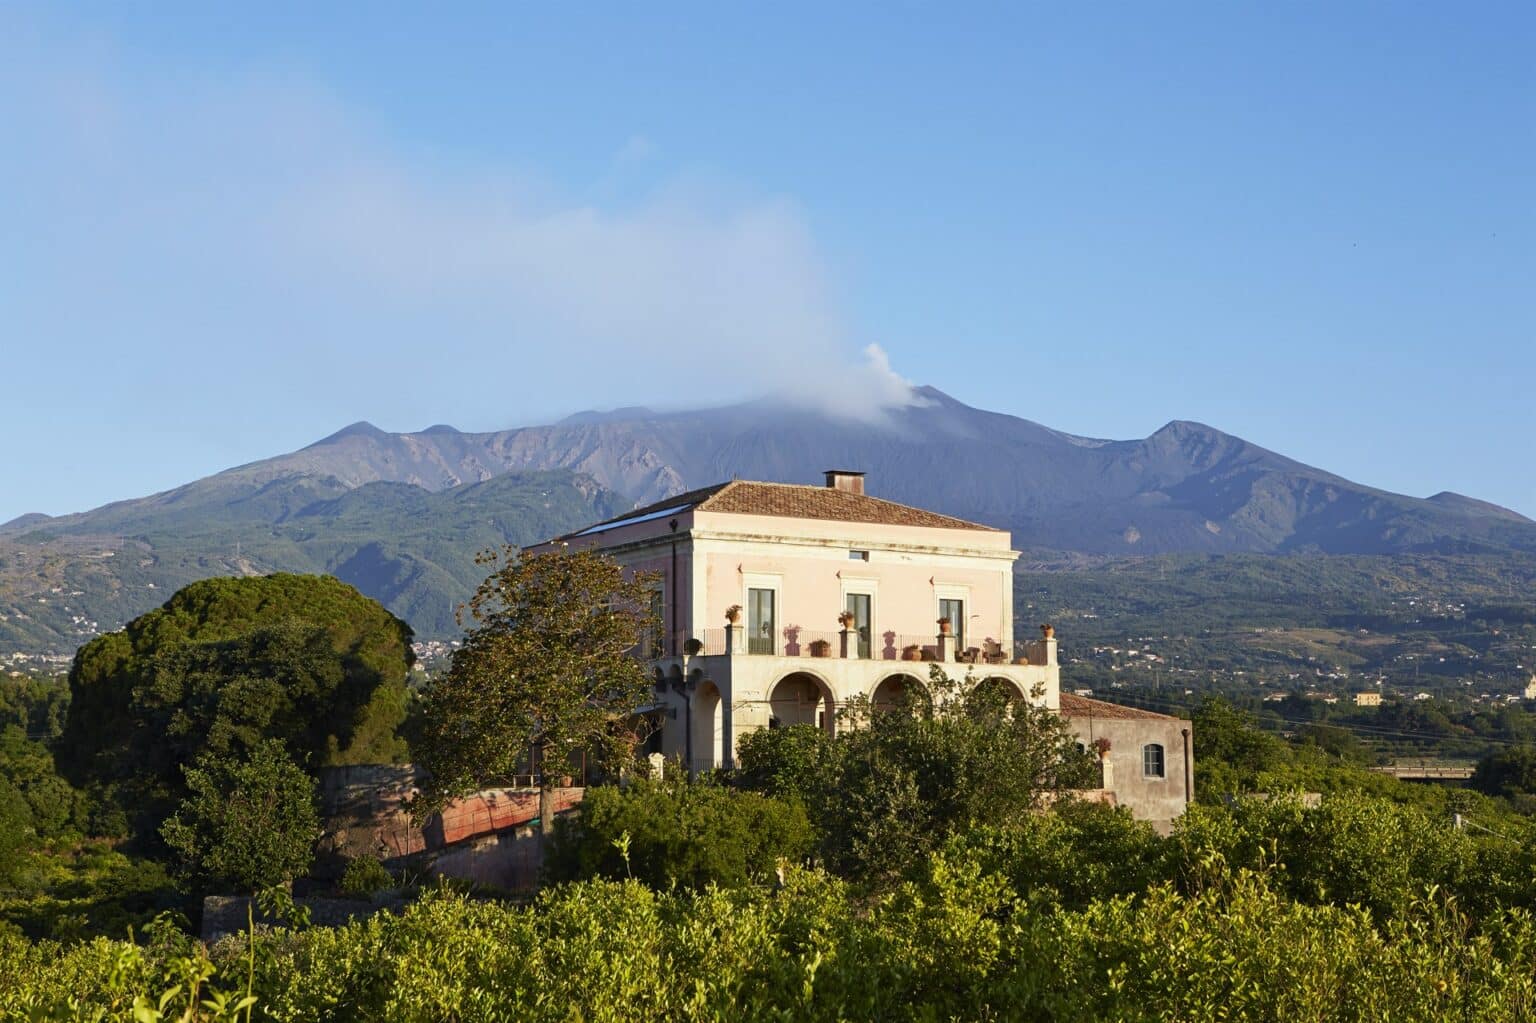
xmin=1 ymin=34 xmax=920 ymax=431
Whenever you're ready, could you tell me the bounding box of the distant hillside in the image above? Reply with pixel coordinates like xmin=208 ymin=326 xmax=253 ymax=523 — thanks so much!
xmin=3 ymin=386 xmax=1533 ymax=653
xmin=0 ymin=470 xmax=625 ymax=652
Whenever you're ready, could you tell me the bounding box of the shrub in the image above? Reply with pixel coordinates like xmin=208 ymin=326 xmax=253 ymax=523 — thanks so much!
xmin=339 ymin=856 xmax=395 ymax=898
xmin=160 ymin=740 xmax=320 ymax=894
xmin=545 ymin=776 xmax=814 ymax=889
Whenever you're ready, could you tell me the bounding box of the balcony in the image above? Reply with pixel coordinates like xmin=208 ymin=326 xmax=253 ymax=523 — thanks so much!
xmin=640 ymin=626 xmax=1055 ymax=667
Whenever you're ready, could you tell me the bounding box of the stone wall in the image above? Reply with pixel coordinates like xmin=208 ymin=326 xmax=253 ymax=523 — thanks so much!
xmin=315 ymin=764 xmax=583 ymax=890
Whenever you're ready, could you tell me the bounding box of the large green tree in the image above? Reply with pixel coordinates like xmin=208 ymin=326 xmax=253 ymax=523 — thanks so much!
xmin=59 ymin=574 xmax=414 ymax=838
xmin=413 ymin=545 xmax=657 ymax=834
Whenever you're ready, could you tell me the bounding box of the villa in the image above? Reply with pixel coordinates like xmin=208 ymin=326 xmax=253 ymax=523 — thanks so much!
xmin=535 ymin=470 xmax=1192 ymax=826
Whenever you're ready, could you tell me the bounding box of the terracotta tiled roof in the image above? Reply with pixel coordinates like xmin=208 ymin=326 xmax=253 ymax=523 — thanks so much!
xmin=557 ymin=479 xmax=1000 ymax=538
xmin=1059 ymin=693 xmax=1184 ymax=721
xmin=702 ymin=481 xmax=999 ymax=531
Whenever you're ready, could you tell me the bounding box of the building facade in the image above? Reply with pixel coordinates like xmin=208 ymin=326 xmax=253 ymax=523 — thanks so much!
xmin=534 ymin=471 xmax=1191 ymax=824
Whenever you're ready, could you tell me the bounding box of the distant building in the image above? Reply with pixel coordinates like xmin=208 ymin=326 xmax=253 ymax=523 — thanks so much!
xmin=1524 ymin=674 xmax=1536 ymax=701
xmin=534 ymin=471 xmax=1192 ymax=826
xmin=1354 ymin=691 xmax=1382 ymax=707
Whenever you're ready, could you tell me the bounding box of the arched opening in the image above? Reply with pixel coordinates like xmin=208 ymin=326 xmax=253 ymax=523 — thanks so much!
xmin=976 ymin=676 xmax=1026 ymax=701
xmin=967 ymin=675 xmax=1026 ymax=717
xmin=692 ymin=681 xmax=722 ymax=773
xmin=769 ymin=672 xmax=835 ymax=735
xmin=871 ymin=673 xmax=925 ymax=715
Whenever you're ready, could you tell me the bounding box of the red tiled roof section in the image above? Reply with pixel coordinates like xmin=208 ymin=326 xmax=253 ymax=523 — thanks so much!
xmin=700 ymin=481 xmax=1000 ymax=531
xmin=1059 ymin=693 xmax=1184 ymax=721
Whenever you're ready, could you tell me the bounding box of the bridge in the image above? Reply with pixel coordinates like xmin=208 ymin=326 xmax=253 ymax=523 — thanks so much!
xmin=1371 ymin=763 xmax=1476 ymax=781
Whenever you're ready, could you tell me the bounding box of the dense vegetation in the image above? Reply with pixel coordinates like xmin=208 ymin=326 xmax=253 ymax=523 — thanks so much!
xmin=0 ymin=575 xmax=416 ymax=944
xmin=7 ymin=554 xmax=1536 ymax=1018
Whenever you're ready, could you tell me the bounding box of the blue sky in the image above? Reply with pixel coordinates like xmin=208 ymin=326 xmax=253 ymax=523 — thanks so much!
xmin=2 ymin=3 xmax=1532 ymax=522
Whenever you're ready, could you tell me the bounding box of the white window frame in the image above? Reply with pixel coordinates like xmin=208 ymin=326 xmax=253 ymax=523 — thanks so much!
xmin=742 ymin=573 xmax=783 ymax=656
xmin=935 ymin=583 xmax=972 ymax=651
xmin=840 ymin=576 xmax=879 ymax=660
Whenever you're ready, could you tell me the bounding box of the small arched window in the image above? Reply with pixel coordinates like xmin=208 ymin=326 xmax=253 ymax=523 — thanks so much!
xmin=1142 ymin=743 xmax=1166 ymax=779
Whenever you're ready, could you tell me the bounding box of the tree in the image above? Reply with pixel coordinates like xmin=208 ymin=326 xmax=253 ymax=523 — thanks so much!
xmin=1190 ymin=697 xmax=1287 ymax=798
xmin=160 ymin=739 xmax=320 ymax=893
xmin=1471 ymin=745 xmax=1536 ymax=800
xmin=736 ymin=664 xmax=1096 ymax=885
xmin=413 ymin=545 xmax=658 ymax=834
xmin=59 ymin=574 xmax=414 ymax=839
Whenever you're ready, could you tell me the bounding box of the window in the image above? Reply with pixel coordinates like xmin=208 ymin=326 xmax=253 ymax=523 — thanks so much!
xmin=846 ymin=593 xmax=872 ymax=658
xmin=1143 ymin=743 xmax=1166 ymax=779
xmin=748 ymin=588 xmax=776 ymax=655
xmin=648 ymin=590 xmax=664 ymax=658
xmin=848 ymin=549 xmax=869 ymax=561
xmin=939 ymin=597 xmax=965 ymax=651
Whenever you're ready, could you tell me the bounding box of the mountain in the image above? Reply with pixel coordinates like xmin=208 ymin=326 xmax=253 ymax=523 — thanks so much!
xmin=0 ymin=471 xmax=627 ymax=652
xmin=3 ymin=387 xmax=1532 ymax=653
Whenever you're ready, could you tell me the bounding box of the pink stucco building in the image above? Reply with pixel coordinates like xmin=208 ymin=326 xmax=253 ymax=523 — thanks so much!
xmin=534 ymin=470 xmax=1191 ymax=825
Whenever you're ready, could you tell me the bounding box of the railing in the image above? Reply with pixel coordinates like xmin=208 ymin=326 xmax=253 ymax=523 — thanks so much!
xmin=879 ymin=633 xmax=940 ymax=662
xmin=633 ymin=628 xmax=1035 ymax=664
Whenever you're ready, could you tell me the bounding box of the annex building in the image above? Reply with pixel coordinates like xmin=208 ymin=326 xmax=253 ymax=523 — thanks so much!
xmin=535 ymin=471 xmax=1191 ymax=826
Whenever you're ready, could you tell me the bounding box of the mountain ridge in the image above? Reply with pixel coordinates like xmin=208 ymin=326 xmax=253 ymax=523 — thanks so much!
xmin=3 ymin=387 xmax=1532 ymax=652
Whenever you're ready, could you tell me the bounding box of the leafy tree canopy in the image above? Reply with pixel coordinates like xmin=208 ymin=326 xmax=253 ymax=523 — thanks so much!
xmin=412 ymin=545 xmax=657 ymax=832
xmin=1472 ymin=745 xmax=1536 ymax=801
xmin=59 ymin=574 xmax=413 ymax=837
xmin=160 ymin=739 xmax=320 ymax=894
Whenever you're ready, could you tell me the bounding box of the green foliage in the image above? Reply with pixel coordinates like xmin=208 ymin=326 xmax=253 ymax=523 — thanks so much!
xmin=0 ymin=725 xmax=84 ymax=839
xmin=59 ymin=574 xmax=413 ymax=838
xmin=735 ymin=665 xmax=1096 ymax=885
xmin=1165 ymin=792 xmax=1496 ymax=922
xmin=0 ymin=674 xmax=69 ymax=740
xmin=160 ymin=740 xmax=320 ymax=894
xmin=1472 ymin=745 xmax=1536 ymax=800
xmin=545 ymin=777 xmax=814 ymax=890
xmin=412 ymin=546 xmax=658 ymax=830
xmin=6 ymin=858 xmax=1536 ymax=1021
xmin=338 ymin=856 xmax=395 ymax=898
xmin=733 ymin=724 xmax=830 ymax=802
xmin=1191 ymin=696 xmax=1290 ymax=797
xmin=944 ymin=799 xmax=1168 ymax=909
xmin=0 ymin=842 xmax=178 ymax=942
xmin=0 ymin=777 xmax=35 ymax=891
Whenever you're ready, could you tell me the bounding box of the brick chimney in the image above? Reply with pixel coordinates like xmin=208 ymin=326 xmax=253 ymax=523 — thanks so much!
xmin=824 ymin=470 xmax=865 ymax=495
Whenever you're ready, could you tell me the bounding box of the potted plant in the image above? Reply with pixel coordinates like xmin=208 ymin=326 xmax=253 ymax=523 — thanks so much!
xmin=684 ymin=637 xmax=704 ymax=656
xmin=809 ymin=638 xmax=831 ymax=658
xmin=937 ymin=616 xmax=952 ymax=635
xmin=1041 ymin=623 xmax=1055 ymax=639
xmin=902 ymin=644 xmax=923 ymax=662
xmin=838 ymin=610 xmax=856 ymax=629
xmin=1092 ymin=737 xmax=1112 ymax=759
xmin=725 ymin=605 xmax=742 ymax=624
